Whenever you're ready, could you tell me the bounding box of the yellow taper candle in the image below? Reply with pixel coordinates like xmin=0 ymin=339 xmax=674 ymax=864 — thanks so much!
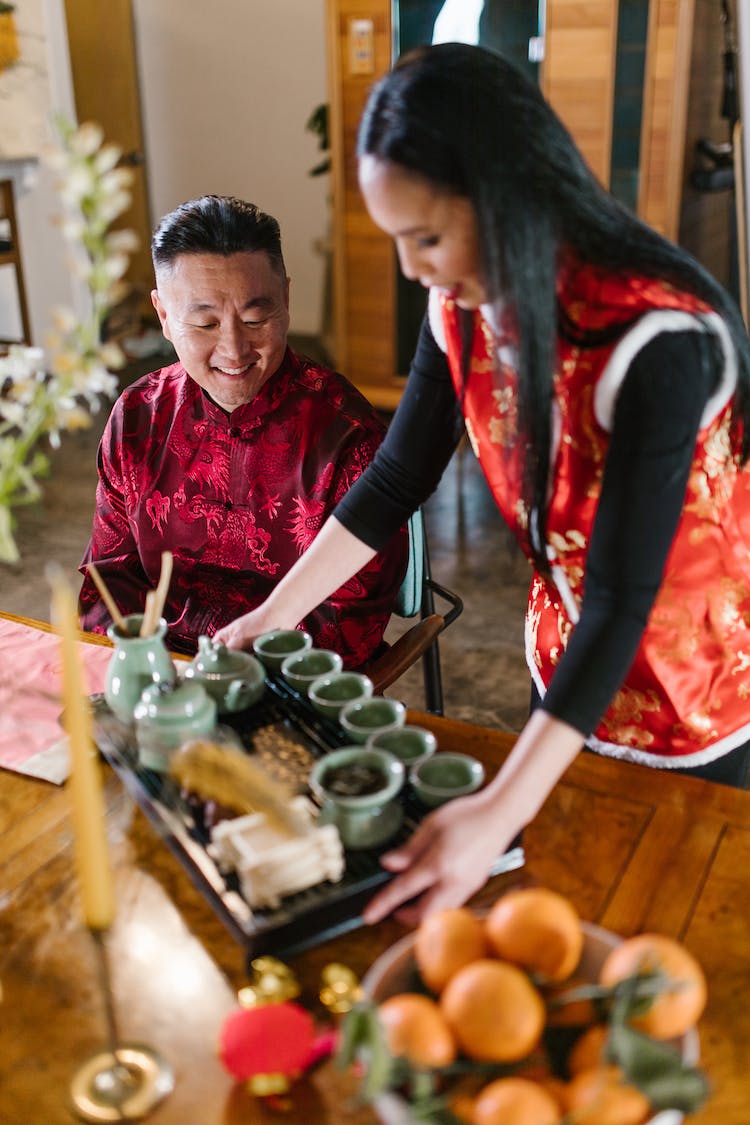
xmin=51 ymin=573 xmax=115 ymax=931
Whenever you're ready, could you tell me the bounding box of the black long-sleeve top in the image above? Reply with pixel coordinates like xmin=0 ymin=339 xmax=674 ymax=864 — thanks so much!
xmin=334 ymin=313 xmax=721 ymax=738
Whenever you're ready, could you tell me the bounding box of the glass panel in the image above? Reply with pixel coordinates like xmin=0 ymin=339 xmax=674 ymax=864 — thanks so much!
xmin=610 ymin=0 xmax=650 ymax=211
xmin=393 ymin=0 xmax=542 ymax=373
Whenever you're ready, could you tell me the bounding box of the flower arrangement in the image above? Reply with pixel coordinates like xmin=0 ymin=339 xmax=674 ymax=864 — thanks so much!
xmin=0 ymin=118 xmax=136 ymax=564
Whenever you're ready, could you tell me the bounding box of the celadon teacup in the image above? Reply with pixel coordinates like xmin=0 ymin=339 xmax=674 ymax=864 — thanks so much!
xmin=339 ymin=697 xmax=406 ymax=744
xmin=280 ymin=648 xmax=344 ymax=695
xmin=309 ymin=746 xmax=405 ymax=849
xmin=253 ymin=628 xmax=312 ymax=673
xmin=410 ymin=751 xmax=485 ymax=808
xmin=308 ymin=671 xmax=374 ymax=721
xmin=366 ymin=724 xmax=438 ymax=768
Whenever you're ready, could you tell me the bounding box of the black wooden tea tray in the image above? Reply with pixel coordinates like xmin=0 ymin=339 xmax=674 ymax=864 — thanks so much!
xmin=92 ymin=679 xmax=524 ymax=963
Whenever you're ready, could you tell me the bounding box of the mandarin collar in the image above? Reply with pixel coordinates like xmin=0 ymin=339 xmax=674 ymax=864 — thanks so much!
xmin=185 ymin=347 xmax=301 ymax=426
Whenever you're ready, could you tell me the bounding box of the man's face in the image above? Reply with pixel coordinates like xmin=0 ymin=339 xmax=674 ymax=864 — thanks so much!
xmin=151 ymin=250 xmax=290 ymax=413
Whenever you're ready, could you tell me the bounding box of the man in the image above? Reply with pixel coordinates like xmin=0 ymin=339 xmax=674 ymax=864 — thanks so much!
xmin=79 ymin=195 xmax=407 ymax=664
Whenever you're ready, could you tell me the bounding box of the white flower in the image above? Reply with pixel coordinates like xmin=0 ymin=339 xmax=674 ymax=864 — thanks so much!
xmin=60 ymin=216 xmax=87 ymax=242
xmin=59 ymin=163 xmax=99 ymax=204
xmin=94 ymin=143 xmax=122 ymax=174
xmin=0 ymin=115 xmax=133 ymax=562
xmin=102 ymin=252 xmax=130 ymax=281
xmin=50 ymin=307 xmax=78 ymax=333
xmin=98 ymin=342 xmax=126 ymax=370
xmin=106 ymin=229 xmax=139 ymax=254
xmin=69 ymin=121 xmax=105 ymax=157
xmin=98 ymin=190 xmax=132 ymax=225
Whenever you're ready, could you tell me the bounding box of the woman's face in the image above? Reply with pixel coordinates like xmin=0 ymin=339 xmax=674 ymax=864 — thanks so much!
xmin=358 ymin=155 xmax=486 ymax=309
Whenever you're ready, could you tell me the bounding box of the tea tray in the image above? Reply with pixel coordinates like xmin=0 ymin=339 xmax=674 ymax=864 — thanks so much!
xmin=92 ymin=678 xmax=524 ymax=963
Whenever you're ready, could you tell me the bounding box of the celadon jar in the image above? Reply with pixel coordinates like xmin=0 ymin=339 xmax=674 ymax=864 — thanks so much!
xmin=134 ymin=680 xmax=218 ymax=773
xmin=105 ymin=613 xmax=176 ymax=723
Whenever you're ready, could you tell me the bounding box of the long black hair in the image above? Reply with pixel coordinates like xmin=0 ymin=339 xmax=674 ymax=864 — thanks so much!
xmin=357 ymin=43 xmax=750 ymax=566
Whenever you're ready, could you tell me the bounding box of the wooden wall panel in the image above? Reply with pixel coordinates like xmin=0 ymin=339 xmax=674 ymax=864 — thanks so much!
xmin=326 ymin=0 xmax=402 ymax=407
xmin=638 ymin=0 xmax=695 ymax=238
xmin=64 ymin=0 xmax=153 ymax=302
xmin=542 ymin=0 xmax=619 ymax=186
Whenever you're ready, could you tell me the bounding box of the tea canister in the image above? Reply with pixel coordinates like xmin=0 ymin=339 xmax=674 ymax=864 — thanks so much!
xmin=105 ymin=614 xmax=176 ymax=723
xmin=134 ymin=680 xmax=218 ymax=773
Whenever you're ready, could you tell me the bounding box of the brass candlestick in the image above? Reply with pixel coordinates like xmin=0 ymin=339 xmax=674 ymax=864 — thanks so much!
xmin=70 ymin=930 xmax=174 ymax=1123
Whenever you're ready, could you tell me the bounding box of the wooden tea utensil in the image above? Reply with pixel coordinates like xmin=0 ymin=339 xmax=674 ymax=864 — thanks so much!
xmin=140 ymin=551 xmax=173 ymax=637
xmin=86 ymin=562 xmax=129 ymax=633
xmin=171 ymin=739 xmax=310 ymax=839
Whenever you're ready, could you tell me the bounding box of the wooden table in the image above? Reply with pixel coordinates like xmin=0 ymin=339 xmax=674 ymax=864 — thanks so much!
xmin=1 ymin=620 xmax=749 ymax=1124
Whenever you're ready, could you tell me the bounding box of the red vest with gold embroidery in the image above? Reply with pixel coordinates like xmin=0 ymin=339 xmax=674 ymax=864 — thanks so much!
xmin=439 ymin=261 xmax=750 ymax=765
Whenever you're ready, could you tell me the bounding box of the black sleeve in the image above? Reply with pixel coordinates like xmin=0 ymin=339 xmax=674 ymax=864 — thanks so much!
xmin=542 ymin=328 xmax=723 ymax=734
xmin=334 ymin=313 xmax=465 ymax=550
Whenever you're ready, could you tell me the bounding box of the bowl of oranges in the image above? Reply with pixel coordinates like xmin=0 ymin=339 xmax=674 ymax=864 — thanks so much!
xmin=348 ymin=886 xmax=709 ymax=1125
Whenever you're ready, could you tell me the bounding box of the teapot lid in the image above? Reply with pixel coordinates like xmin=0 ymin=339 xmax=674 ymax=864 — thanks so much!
xmin=136 ymin=679 xmax=213 ymax=722
xmin=188 ymin=635 xmax=252 ymax=676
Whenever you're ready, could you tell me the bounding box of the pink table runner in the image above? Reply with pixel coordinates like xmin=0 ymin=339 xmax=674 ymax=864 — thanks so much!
xmin=0 ymin=617 xmax=112 ymax=784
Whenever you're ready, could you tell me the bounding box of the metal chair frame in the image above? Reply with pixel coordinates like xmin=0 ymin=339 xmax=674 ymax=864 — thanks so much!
xmin=366 ymin=509 xmax=463 ymax=715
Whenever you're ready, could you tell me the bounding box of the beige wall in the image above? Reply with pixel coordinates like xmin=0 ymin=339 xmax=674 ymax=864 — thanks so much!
xmin=131 ymin=0 xmax=330 ymax=337
xmin=1 ymin=0 xmax=80 ymax=344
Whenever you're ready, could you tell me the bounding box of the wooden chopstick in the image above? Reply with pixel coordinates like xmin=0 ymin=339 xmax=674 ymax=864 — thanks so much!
xmin=151 ymin=550 xmax=173 ymax=624
xmin=87 ymin=562 xmax=129 ymax=632
xmin=140 ymin=590 xmax=158 ymax=637
xmin=139 ymin=551 xmax=173 ymax=637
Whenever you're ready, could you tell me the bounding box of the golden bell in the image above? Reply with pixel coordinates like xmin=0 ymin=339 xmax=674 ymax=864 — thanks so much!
xmin=319 ymin=962 xmax=363 ymax=1015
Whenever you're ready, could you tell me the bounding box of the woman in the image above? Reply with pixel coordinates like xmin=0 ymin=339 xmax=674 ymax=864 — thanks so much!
xmin=216 ymin=44 xmax=750 ymax=923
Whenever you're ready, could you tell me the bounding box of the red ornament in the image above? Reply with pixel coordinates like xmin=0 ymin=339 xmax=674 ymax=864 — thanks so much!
xmin=218 ymin=1001 xmax=316 ymax=1090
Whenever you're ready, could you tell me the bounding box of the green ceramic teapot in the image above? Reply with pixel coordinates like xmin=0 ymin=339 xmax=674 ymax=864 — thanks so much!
xmin=182 ymin=635 xmax=265 ymax=713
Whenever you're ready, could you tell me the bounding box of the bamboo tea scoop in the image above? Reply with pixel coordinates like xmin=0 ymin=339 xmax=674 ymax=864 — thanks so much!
xmin=86 ymin=563 xmax=128 ymax=633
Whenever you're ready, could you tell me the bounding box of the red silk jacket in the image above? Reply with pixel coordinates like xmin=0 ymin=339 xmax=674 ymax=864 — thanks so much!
xmin=79 ymin=349 xmax=408 ymax=666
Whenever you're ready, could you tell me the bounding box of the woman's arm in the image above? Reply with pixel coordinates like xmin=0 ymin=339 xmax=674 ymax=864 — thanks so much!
xmin=214 ymin=515 xmax=378 ymax=647
xmin=365 ymin=325 xmax=723 ymax=924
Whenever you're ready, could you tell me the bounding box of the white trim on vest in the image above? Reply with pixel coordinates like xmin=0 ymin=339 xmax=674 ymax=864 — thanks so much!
xmin=593 ymin=310 xmax=737 ymax=433
xmin=428 ymin=288 xmax=448 ymax=353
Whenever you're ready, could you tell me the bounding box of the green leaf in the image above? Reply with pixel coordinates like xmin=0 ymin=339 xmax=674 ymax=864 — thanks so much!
xmin=336 ymin=1001 xmax=397 ymax=1102
xmin=607 ymin=1023 xmax=710 ymax=1113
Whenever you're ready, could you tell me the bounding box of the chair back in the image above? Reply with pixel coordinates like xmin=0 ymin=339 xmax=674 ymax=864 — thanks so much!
xmin=394 ymin=509 xmax=426 ymax=619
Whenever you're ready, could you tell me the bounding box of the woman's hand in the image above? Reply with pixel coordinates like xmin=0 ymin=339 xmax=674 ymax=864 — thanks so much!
xmin=363 ymin=710 xmax=585 ymax=926
xmin=362 ymin=788 xmax=524 ymax=927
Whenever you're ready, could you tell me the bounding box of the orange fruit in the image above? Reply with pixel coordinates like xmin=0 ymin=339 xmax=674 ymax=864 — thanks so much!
xmin=599 ymin=933 xmax=707 ymax=1039
xmin=543 ymin=974 xmax=599 ymax=1027
xmin=449 ymin=1092 xmax=476 ymax=1123
xmin=440 ymin=959 xmax=546 ymax=1062
xmin=415 ymin=907 xmax=489 ymax=992
xmin=377 ymin=992 xmax=456 ymax=1068
xmin=472 ymin=1076 xmax=562 ymax=1125
xmin=485 ymin=887 xmax=584 ymax=981
xmin=564 ymin=1065 xmax=650 ymax=1125
xmin=568 ymin=1024 xmax=609 ymax=1075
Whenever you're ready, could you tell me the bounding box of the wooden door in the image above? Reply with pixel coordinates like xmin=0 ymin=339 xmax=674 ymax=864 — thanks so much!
xmin=63 ymin=0 xmax=153 ymax=308
xmin=542 ymin=0 xmax=619 ymax=187
xmin=326 ymin=0 xmax=399 ymax=408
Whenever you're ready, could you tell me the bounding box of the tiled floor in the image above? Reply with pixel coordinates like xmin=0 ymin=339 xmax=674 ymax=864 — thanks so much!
xmin=0 ymin=341 xmax=532 ymax=734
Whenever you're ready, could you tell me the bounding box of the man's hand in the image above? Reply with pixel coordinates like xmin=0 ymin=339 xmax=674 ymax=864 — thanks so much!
xmin=214 ymin=607 xmax=287 ymax=650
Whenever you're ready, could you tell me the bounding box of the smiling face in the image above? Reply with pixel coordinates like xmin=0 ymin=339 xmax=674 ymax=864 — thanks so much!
xmin=151 ymin=250 xmax=290 ymax=413
xmin=358 ymin=155 xmax=486 ymax=309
